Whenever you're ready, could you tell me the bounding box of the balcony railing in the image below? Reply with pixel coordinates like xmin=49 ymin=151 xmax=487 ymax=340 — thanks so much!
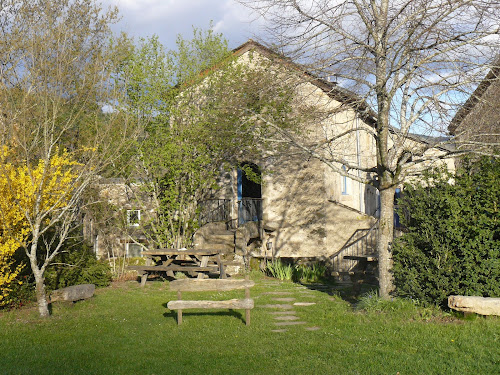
xmin=198 ymin=199 xmax=232 ymax=227
xmin=238 ymin=198 xmax=263 ymax=224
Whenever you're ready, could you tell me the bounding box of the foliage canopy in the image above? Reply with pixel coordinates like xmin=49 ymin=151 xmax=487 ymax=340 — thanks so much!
xmin=393 ymin=157 xmax=500 ymax=306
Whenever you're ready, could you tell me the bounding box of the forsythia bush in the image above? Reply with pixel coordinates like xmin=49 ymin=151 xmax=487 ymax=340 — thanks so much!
xmin=0 ymin=146 xmax=79 ymax=306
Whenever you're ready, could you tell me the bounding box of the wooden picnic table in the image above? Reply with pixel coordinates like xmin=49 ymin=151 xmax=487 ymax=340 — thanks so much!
xmin=128 ymin=248 xmax=226 ymax=286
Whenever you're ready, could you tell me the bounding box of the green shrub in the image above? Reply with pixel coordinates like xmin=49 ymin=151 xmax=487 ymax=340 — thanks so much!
xmin=1 ymin=277 xmax=35 ymax=309
xmin=392 ymin=157 xmax=500 ymax=307
xmin=294 ymin=262 xmax=327 ymax=283
xmin=265 ymin=259 xmax=294 ymax=281
xmin=45 ymin=243 xmax=112 ymax=290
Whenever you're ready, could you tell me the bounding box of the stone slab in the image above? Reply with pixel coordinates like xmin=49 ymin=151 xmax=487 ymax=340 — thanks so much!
xmin=259 ymin=304 xmax=294 ymax=309
xmin=274 ymin=315 xmax=300 ymax=321
xmin=269 ymin=311 xmax=296 ymax=315
xmin=293 ymin=302 xmax=316 ymax=306
xmin=50 ymin=284 xmax=95 ymax=303
xmin=305 ymin=326 xmax=321 ymax=331
xmin=271 ymin=297 xmax=296 ymax=302
xmin=448 ymin=295 xmax=500 ymax=316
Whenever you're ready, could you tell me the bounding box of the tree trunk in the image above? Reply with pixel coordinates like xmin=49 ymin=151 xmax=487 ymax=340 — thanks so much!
xmin=34 ymin=270 xmax=50 ymax=318
xmin=377 ymin=186 xmax=396 ymax=299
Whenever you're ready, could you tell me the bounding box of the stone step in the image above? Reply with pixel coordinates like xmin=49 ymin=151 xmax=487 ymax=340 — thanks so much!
xmin=274 ymin=315 xmax=300 ymax=321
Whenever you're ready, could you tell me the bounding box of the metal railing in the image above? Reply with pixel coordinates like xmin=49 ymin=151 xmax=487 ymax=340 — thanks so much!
xmin=330 ymin=221 xmax=379 ymax=275
xmin=198 ymin=199 xmax=232 ymax=227
xmin=238 ymin=198 xmax=263 ymax=224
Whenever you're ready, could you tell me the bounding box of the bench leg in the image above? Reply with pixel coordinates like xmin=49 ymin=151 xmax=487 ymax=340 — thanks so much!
xmin=245 ymin=283 xmax=250 ymax=325
xmin=197 ymin=256 xmax=209 ymax=279
xmin=217 ymin=254 xmax=226 ymax=279
xmin=177 ymin=291 xmax=182 ymax=325
xmin=140 ymin=272 xmax=148 ymax=287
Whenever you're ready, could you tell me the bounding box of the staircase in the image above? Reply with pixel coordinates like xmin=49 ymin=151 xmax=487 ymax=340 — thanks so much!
xmin=193 ymin=222 xmax=236 ymax=254
xmin=330 ymin=221 xmax=378 ymax=281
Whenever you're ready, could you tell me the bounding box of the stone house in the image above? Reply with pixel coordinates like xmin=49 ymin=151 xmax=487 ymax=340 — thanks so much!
xmin=449 ymin=61 xmax=500 ymax=153
xmin=83 ymin=178 xmax=153 ymax=259
xmin=195 ymin=40 xmax=455 ymax=271
xmin=86 ymin=40 xmax=453 ymax=273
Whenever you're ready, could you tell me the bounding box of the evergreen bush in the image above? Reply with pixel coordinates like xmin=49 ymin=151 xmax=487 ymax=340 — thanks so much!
xmin=392 ymin=157 xmax=499 ymax=307
xmin=44 ymin=243 xmax=112 ymax=290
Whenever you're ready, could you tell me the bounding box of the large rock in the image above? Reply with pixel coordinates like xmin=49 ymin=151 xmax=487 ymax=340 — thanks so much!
xmin=448 ymin=295 xmax=500 ymax=316
xmin=50 ymin=284 xmax=95 ymax=303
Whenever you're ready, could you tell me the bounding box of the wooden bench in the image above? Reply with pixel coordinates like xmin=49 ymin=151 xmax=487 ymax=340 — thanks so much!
xmin=167 ymin=277 xmax=255 ymax=326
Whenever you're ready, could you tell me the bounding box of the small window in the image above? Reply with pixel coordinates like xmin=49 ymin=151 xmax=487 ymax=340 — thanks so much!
xmin=341 ymin=165 xmax=349 ymax=195
xmin=126 ymin=243 xmax=143 ymax=258
xmin=127 ymin=209 xmax=140 ymax=226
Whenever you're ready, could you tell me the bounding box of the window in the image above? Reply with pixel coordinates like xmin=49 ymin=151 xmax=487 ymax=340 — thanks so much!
xmin=126 ymin=243 xmax=143 ymax=258
xmin=127 ymin=209 xmax=140 ymax=226
xmin=341 ymin=165 xmax=349 ymax=195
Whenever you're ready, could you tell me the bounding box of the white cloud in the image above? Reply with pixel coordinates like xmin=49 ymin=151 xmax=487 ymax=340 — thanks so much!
xmin=101 ymin=0 xmax=264 ymax=49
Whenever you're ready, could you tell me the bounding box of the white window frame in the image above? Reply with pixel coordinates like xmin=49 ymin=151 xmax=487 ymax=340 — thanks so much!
xmin=127 ymin=209 xmax=141 ymax=227
xmin=126 ymin=242 xmax=143 ymax=258
xmin=341 ymin=165 xmax=350 ymax=195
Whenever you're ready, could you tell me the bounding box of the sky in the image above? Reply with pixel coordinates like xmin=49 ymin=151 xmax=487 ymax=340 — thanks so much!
xmin=101 ymin=0 xmax=266 ymax=50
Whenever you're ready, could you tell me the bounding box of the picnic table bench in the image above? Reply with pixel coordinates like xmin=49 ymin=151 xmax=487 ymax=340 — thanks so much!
xmin=128 ymin=248 xmax=226 ymax=286
xmin=167 ymin=277 xmax=255 ymax=326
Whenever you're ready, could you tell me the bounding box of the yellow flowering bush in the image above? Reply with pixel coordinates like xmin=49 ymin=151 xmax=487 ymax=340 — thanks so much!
xmin=0 ymin=146 xmax=79 ymax=306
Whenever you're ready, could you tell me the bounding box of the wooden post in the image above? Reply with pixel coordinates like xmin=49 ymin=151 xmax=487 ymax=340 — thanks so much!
xmin=217 ymin=253 xmax=226 ymax=279
xmin=177 ymin=291 xmax=182 ymax=325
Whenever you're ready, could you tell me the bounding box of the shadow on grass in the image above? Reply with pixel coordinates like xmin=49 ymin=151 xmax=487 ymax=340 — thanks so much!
xmin=161 ymin=303 xmax=245 ymax=324
xmin=300 ymin=280 xmax=378 ymax=306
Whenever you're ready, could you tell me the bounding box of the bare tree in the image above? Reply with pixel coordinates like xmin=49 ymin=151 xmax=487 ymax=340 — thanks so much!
xmin=0 ymin=0 xmax=137 ymax=317
xmin=238 ymin=0 xmax=500 ymax=298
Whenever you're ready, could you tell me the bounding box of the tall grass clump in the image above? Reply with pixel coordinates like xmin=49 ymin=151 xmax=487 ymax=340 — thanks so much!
xmin=265 ymin=259 xmax=294 ymax=281
xmin=357 ymin=290 xmax=442 ymax=320
xmin=295 ymin=262 xmax=327 ymax=283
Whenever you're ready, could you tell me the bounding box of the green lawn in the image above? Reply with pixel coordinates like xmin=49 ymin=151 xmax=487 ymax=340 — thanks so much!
xmin=0 ymin=275 xmax=498 ymax=375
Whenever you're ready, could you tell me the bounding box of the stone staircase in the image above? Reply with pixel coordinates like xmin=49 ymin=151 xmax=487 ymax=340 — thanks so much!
xmin=193 ymin=221 xmax=264 ymax=274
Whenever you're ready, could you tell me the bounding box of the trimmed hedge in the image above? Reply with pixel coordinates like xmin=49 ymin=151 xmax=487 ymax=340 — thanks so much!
xmin=392 ymin=157 xmax=499 ymax=307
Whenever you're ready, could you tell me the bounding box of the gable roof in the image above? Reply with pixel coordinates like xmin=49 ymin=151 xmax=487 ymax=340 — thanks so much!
xmin=232 ymin=39 xmax=377 ymax=126
xmin=233 ymin=40 xmax=453 ymax=150
xmin=448 ymin=61 xmax=500 ymax=135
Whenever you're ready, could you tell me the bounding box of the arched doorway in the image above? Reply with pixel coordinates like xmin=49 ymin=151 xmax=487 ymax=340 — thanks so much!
xmin=237 ymin=163 xmax=262 ymax=224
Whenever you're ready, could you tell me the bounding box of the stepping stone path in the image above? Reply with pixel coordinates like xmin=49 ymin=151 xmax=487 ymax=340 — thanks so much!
xmin=258 ymin=287 xmax=323 ymax=332
xmin=272 ymin=297 xmax=296 ymax=302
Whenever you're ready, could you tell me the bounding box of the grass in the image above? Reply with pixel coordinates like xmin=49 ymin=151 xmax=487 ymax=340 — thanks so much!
xmin=0 ymin=273 xmax=498 ymax=375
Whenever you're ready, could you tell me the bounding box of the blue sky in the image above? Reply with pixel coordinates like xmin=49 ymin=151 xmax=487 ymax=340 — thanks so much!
xmin=102 ymin=0 xmax=264 ymax=50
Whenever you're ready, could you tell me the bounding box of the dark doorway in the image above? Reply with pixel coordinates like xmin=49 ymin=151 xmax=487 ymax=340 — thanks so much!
xmin=237 ymin=163 xmax=262 ymax=224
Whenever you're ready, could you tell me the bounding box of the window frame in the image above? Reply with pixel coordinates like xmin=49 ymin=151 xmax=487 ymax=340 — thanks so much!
xmin=126 ymin=209 xmax=141 ymax=227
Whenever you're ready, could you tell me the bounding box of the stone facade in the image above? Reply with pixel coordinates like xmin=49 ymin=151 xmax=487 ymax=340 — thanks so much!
xmin=449 ymin=63 xmax=500 ymax=152
xmin=83 ymin=178 xmax=153 ymax=259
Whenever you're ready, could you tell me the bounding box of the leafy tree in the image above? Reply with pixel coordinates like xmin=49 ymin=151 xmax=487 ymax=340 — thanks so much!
xmin=392 ymin=157 xmax=500 ymax=307
xmin=122 ymin=29 xmax=297 ymax=249
xmin=0 ymin=0 xmax=138 ymax=317
xmin=239 ymin=0 xmax=500 ymax=298
xmin=0 ymin=152 xmax=25 ymax=306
